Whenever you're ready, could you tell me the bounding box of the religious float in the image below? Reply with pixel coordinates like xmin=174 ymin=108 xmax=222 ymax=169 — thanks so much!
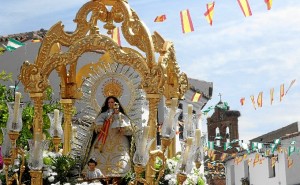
xmin=0 ymin=0 xmax=206 ymax=184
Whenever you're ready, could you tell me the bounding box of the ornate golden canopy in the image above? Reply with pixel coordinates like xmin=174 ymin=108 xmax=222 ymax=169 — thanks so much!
xmin=18 ymin=0 xmax=189 ymax=184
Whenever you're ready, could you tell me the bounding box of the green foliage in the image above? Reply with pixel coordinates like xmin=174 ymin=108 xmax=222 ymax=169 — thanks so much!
xmin=0 ymin=70 xmax=12 ymax=82
xmin=50 ymin=155 xmax=77 ymax=184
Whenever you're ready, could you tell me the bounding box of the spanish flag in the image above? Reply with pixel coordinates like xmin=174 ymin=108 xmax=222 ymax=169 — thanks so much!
xmin=257 ymin=92 xmax=263 ymax=107
xmin=240 ymin=97 xmax=245 ymax=106
xmin=154 ymin=15 xmax=166 ymax=22
xmin=270 ymin=88 xmax=274 ymax=105
xmin=237 ymin=0 xmax=252 ymax=17
xmin=265 ymin=0 xmax=273 ymax=10
xmin=111 ymin=27 xmax=121 ymax=46
xmin=250 ymin=95 xmax=256 ymax=110
xmin=288 ymin=157 xmax=293 ymax=168
xmin=180 ymin=9 xmax=194 ymax=33
xmin=31 ymin=38 xmax=41 ymax=43
xmin=280 ymin=84 xmax=284 ymax=102
xmin=204 ymin=2 xmax=215 ymax=26
xmin=221 ymin=153 xmax=227 ymax=162
xmin=191 ymin=92 xmax=202 ymax=102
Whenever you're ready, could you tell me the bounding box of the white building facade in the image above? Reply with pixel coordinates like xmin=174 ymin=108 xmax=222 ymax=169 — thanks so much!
xmin=225 ymin=133 xmax=300 ymax=185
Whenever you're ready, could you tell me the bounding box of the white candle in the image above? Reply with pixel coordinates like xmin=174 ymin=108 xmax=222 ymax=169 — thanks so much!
xmin=171 ymin=98 xmax=178 ymax=110
xmin=168 ymin=98 xmax=178 ymax=128
xmin=187 ymin=104 xmax=193 ymax=115
xmin=54 ymin=109 xmax=60 ymax=129
xmin=195 ymin=129 xmax=201 ymax=147
xmin=13 ymin=92 xmax=21 ymax=123
xmin=141 ymin=126 xmax=150 ymax=154
xmin=182 ymin=137 xmax=193 ymax=165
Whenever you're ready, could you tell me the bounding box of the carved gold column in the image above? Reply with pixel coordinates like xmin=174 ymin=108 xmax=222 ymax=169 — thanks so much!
xmin=61 ymin=99 xmax=74 ymax=155
xmin=30 ymin=171 xmax=43 ymax=185
xmin=30 ymin=93 xmax=44 ymax=141
xmin=146 ymin=94 xmax=161 ymax=185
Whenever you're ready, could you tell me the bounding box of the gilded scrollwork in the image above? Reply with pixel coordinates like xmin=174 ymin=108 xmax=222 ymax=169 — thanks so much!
xmin=152 ymin=31 xmax=165 ymax=54
xmin=178 ymin=72 xmax=189 ymax=99
xmin=112 ymin=1 xmax=155 ymax=64
xmin=19 ymin=61 xmax=49 ymax=93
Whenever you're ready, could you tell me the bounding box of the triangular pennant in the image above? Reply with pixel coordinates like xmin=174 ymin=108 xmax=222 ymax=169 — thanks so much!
xmin=280 ymin=84 xmax=284 ymax=102
xmin=257 ymin=92 xmax=263 ymax=108
xmin=250 ymin=95 xmax=256 ymax=110
xmin=285 ymin=79 xmax=296 ymax=95
xmin=264 ymin=0 xmax=273 ymax=10
xmin=270 ymin=88 xmax=274 ymax=105
xmin=204 ymin=2 xmax=215 ymax=26
xmin=240 ymin=97 xmax=245 ymax=106
xmin=154 ymin=14 xmax=167 ymax=22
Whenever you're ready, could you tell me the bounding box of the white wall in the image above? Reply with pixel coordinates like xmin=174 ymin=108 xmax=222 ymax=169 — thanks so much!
xmin=225 ymin=134 xmax=300 ymax=185
xmin=282 ymin=136 xmax=300 ymax=185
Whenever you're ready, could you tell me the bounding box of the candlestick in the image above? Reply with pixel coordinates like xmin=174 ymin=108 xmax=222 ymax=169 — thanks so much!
xmin=141 ymin=126 xmax=150 ymax=156
xmin=182 ymin=137 xmax=193 ymax=165
xmin=13 ymin=92 xmax=21 ymax=124
xmin=195 ymin=129 xmax=201 ymax=148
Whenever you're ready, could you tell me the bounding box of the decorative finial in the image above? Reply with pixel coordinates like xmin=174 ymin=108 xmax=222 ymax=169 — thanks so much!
xmin=218 ymin=93 xmax=222 ymax=102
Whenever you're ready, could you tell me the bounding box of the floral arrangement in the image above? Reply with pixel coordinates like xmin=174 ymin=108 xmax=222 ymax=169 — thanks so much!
xmin=156 ymin=155 xmax=206 ymax=185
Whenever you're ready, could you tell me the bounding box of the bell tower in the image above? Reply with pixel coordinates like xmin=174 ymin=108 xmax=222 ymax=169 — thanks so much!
xmin=207 ymin=101 xmax=241 ymax=150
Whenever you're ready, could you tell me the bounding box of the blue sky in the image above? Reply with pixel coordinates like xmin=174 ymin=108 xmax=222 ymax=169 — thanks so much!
xmin=1 ymin=0 xmax=299 ymax=142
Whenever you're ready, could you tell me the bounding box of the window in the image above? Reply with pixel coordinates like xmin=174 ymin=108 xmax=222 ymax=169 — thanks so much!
xmin=268 ymin=158 xmax=275 ymax=178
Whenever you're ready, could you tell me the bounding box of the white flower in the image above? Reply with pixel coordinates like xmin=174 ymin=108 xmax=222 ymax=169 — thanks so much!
xmin=168 ymin=178 xmax=177 ymax=185
xmin=43 ymin=170 xmax=51 ymax=177
xmin=48 ymin=176 xmax=55 ymax=182
xmin=165 ymin=174 xmax=173 ymax=181
xmin=63 ymin=183 xmax=71 ymax=185
xmin=51 ymin=182 xmax=60 ymax=185
xmin=51 ymin=172 xmax=58 ymax=176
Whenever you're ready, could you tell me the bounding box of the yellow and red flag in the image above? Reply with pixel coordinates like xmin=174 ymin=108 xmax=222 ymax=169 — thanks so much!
xmin=237 ymin=0 xmax=252 ymax=17
xmin=285 ymin=79 xmax=296 ymax=95
xmin=265 ymin=0 xmax=273 ymax=10
xmin=31 ymin=38 xmax=41 ymax=43
xmin=204 ymin=2 xmax=215 ymax=26
xmin=192 ymin=92 xmax=202 ymax=102
xmin=250 ymin=95 xmax=256 ymax=110
xmin=270 ymin=88 xmax=274 ymax=105
xmin=253 ymin=153 xmax=260 ymax=167
xmin=240 ymin=97 xmax=245 ymax=106
xmin=154 ymin=14 xmax=167 ymax=22
xmin=111 ymin=27 xmax=121 ymax=46
xmin=221 ymin=153 xmax=227 ymax=162
xmin=288 ymin=157 xmax=293 ymax=168
xmin=280 ymin=84 xmax=284 ymax=102
xmin=271 ymin=156 xmax=277 ymax=168
xmin=257 ymin=92 xmax=263 ymax=107
xmin=180 ymin=9 xmax=194 ymax=34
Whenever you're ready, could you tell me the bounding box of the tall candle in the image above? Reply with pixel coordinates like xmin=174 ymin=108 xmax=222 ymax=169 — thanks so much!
xmin=54 ymin=109 xmax=59 ymax=129
xmin=187 ymin=104 xmax=193 ymax=115
xmin=195 ymin=129 xmax=201 ymax=148
xmin=182 ymin=137 xmax=193 ymax=165
xmin=141 ymin=126 xmax=150 ymax=155
xmin=13 ymin=92 xmax=21 ymax=124
xmin=168 ymin=98 xmax=178 ymax=127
